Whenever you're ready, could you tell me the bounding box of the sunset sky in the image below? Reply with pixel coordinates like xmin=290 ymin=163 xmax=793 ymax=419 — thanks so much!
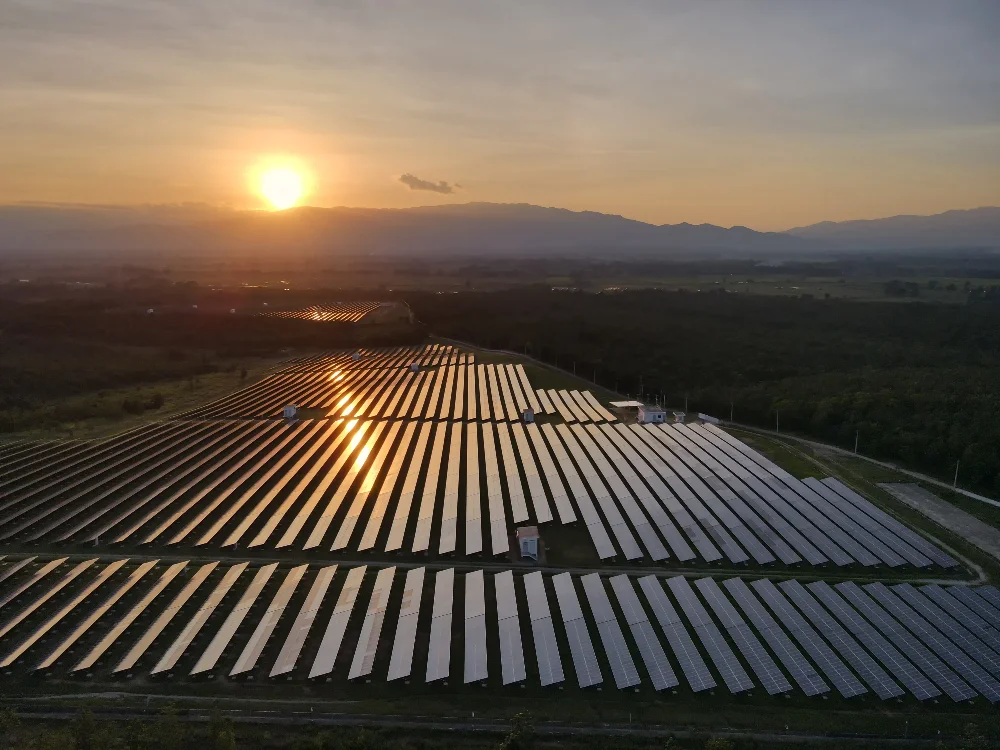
xmin=1 ymin=0 xmax=997 ymax=230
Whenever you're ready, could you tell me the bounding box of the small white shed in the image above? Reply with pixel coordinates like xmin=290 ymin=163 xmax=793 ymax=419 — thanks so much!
xmin=282 ymin=404 xmax=298 ymax=420
xmin=637 ymin=405 xmax=666 ymax=424
xmin=517 ymin=526 xmax=540 ymax=561
xmin=522 ymin=407 xmax=535 ymax=423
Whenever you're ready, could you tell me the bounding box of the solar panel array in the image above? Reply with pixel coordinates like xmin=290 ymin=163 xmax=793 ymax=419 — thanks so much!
xmin=0 ymin=342 xmax=956 ymax=569
xmin=258 ymin=302 xmax=385 ymax=323
xmin=1 ymin=558 xmax=999 ymax=701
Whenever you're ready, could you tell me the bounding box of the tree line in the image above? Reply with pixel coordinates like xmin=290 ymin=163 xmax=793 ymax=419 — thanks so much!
xmin=409 ymin=288 xmax=1000 ymax=495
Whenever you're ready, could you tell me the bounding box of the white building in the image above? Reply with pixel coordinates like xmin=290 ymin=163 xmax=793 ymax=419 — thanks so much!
xmin=522 ymin=407 xmax=535 ymax=423
xmin=637 ymin=405 xmax=666 ymax=424
xmin=282 ymin=404 xmax=298 ymax=420
xmin=673 ymin=411 xmax=686 ymax=424
xmin=517 ymin=526 xmax=540 ymax=560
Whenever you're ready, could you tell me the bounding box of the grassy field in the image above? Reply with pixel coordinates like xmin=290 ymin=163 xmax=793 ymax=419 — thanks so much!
xmin=0 ymin=358 xmax=284 ymax=441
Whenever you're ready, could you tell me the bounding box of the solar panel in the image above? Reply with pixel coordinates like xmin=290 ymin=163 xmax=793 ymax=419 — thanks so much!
xmin=522 ymin=572 xmax=564 ymax=686
xmin=608 ymin=575 xmax=677 ymax=691
xmin=348 ymin=566 xmax=395 ymax=680
xmin=636 ymin=575 xmax=715 ymax=692
xmin=73 ymin=561 xmax=189 ymax=673
xmin=183 ymin=421 xmax=326 ymax=546
xmin=596 ymin=426 xmax=696 ymax=562
xmin=224 ymin=421 xmax=346 ymax=547
xmin=0 ymin=557 xmax=67 ymax=608
xmin=387 ymin=567 xmax=425 ymax=682
xmin=426 ymin=568 xmax=454 ymax=683
xmin=37 ymin=560 xmax=158 ymax=670
xmin=666 ymin=576 xmax=753 ymax=694
xmin=818 ymin=477 xmax=957 ymax=568
xmin=230 ymin=565 xmax=307 ymax=676
xmin=0 ymin=557 xmax=36 ymax=587
xmin=834 ymin=582 xmax=974 ymax=702
xmin=482 ymin=424 xmax=510 ymax=555
xmin=514 ymin=365 xmax=543 ymax=415
xmin=358 ymin=421 xmax=420 ymax=551
xmin=892 ymin=584 xmax=1000 ymax=680
xmin=310 ymin=565 xmax=366 ymax=678
xmin=627 ymin=426 xmax=745 ymax=564
xmin=679 ymin=425 xmax=844 ymax=565
xmin=660 ymin=428 xmax=804 ymax=565
xmin=555 ymin=425 xmax=642 ymax=560
xmin=189 ymin=563 xmax=276 ymax=675
xmin=926 ymin=586 xmax=1000 ymax=654
xmin=719 ymin=579 xmax=827 ymax=696
xmin=552 ymin=573 xmax=602 ymax=688
xmin=495 ymin=571 xmax=526 ymax=685
xmin=524 ymin=424 xmax=575 ymax=524
xmin=778 ymin=580 xmax=903 ymax=700
xmin=464 ymin=571 xmax=489 ymax=683
xmin=114 ymin=562 xmax=218 ymax=674
xmin=385 ymin=422 xmax=434 ymax=553
xmin=331 ymin=421 xmax=404 ymax=551
xmin=135 ymin=423 xmax=287 ymax=544
xmin=749 ymin=579 xmax=864 ymax=698
xmin=413 ymin=422 xmax=446 ymax=553
xmin=806 ymin=581 xmax=938 ymax=700
xmin=304 ymin=421 xmax=389 ymax=550
xmin=802 ymin=478 xmax=920 ymax=567
xmin=579 ymin=425 xmax=669 ymax=561
xmin=695 ymin=578 xmax=793 ymax=695
xmin=437 ymin=423 xmax=463 ymax=555
xmin=0 ymin=558 xmax=97 ymax=641
xmin=581 ymin=390 xmax=617 ymax=422
xmin=976 ymin=586 xmax=1000 ymax=612
xmin=863 ymin=583 xmax=1000 ymax=703
xmin=496 ymin=423 xmax=530 ymax=524
xmin=270 ymin=565 xmax=337 ymax=677
xmin=0 ymin=559 xmax=125 ymax=668
xmin=580 ymin=574 xmax=640 ymax=689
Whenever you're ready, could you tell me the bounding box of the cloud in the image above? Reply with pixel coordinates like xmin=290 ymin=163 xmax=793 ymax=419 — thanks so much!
xmin=398 ymin=173 xmax=458 ymax=194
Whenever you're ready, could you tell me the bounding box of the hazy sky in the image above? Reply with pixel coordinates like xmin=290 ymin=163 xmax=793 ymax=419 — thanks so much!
xmin=1 ymin=0 xmax=998 ymax=229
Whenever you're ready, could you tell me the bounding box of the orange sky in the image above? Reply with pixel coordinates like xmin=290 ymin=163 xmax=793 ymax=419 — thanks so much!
xmin=1 ymin=2 xmax=997 ymax=230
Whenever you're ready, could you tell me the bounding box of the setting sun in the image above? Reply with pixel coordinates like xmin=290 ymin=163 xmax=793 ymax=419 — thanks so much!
xmin=259 ymin=168 xmax=304 ymax=210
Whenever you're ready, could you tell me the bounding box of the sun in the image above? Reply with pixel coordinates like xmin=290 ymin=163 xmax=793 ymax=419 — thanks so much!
xmin=259 ymin=168 xmax=304 ymax=210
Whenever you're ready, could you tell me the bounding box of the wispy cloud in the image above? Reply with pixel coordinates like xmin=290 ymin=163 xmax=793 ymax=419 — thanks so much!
xmin=398 ymin=173 xmax=458 ymax=194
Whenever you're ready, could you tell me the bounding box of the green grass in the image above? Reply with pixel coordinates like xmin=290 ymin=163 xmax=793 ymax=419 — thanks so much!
xmin=0 ymin=359 xmax=283 ymax=441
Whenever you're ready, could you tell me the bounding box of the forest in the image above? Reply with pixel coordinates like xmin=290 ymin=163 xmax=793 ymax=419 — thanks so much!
xmin=409 ymin=288 xmax=1000 ymax=495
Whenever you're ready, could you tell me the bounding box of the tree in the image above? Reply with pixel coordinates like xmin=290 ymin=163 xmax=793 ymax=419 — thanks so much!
xmin=497 ymin=712 xmax=534 ymax=750
xmin=70 ymin=710 xmax=99 ymax=750
xmin=705 ymin=739 xmax=735 ymax=750
xmin=155 ymin=705 xmax=186 ymax=750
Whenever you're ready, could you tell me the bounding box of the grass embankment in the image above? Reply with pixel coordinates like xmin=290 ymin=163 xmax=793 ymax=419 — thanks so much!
xmin=0 ymin=359 xmax=282 ymax=442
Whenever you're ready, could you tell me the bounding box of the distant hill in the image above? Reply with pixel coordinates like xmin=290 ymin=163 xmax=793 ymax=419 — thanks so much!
xmin=785 ymin=206 xmax=1000 ymax=250
xmin=0 ymin=202 xmax=807 ymax=258
xmin=2 ymin=201 xmax=996 ymax=258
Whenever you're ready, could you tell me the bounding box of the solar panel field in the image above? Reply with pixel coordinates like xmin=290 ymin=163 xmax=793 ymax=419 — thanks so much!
xmin=1 ymin=340 xmax=995 ymax=737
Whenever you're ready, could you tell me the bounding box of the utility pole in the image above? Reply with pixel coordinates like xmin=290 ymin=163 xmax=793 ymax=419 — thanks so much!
xmin=954 ymin=459 xmax=960 ymax=488
xmin=730 ymin=402 xmax=734 ymax=422
xmin=684 ymin=394 xmax=688 ymax=412
xmin=573 ymin=361 xmax=576 ymax=375
xmin=854 ymin=430 xmax=859 ymax=454
xmin=776 ymin=409 xmax=779 ymax=433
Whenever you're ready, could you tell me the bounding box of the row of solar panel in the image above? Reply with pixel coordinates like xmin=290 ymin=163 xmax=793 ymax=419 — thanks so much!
xmin=0 ymin=559 xmax=995 ymax=700
xmin=181 ymin=344 xmax=472 ymax=419
xmin=259 ymin=302 xmax=385 ymax=323
xmin=0 ymin=414 xmax=955 ymax=568
xmin=275 ymin=343 xmax=464 ymax=374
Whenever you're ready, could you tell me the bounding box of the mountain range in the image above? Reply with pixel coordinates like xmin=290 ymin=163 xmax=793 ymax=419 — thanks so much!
xmin=0 ymin=202 xmax=997 ymax=258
